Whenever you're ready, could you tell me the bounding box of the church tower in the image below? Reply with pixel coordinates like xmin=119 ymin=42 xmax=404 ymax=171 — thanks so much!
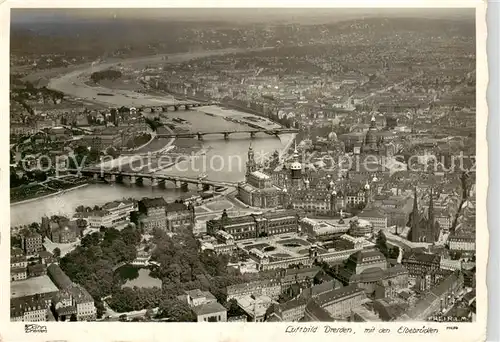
xmin=410 ymin=187 xmax=420 ymax=242
xmin=427 ymin=187 xmax=439 ymax=242
xmin=364 ymin=115 xmax=378 ymax=152
xmin=290 ymin=142 xmax=302 ymax=187
xmin=330 ymin=189 xmax=337 ymax=216
xmin=363 ymin=180 xmax=371 ymax=204
xmin=246 ymin=143 xmax=257 ymax=175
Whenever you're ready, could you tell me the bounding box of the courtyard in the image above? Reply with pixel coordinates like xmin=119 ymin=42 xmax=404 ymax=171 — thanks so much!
xmin=237 ymin=233 xmax=315 ymax=260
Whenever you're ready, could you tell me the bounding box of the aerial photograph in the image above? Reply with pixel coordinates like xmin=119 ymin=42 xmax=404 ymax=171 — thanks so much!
xmin=10 ymin=8 xmax=476 ymax=323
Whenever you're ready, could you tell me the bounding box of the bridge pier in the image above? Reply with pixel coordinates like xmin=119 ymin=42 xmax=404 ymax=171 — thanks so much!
xmin=181 ymin=182 xmax=189 ymax=192
xmin=173 ymin=180 xmax=180 ymax=188
xmin=93 ymin=173 xmax=99 ymax=181
xmin=151 ymin=177 xmax=158 ymax=187
xmin=224 ymin=133 xmax=229 ymax=140
xmin=185 ymin=105 xmax=190 ymax=110
xmin=130 ymin=176 xmax=136 ymax=184
xmin=110 ymin=174 xmax=116 ymax=183
xmin=116 ymin=175 xmax=123 ymax=183
xmin=158 ymin=179 xmax=166 ymax=188
xmin=197 ymin=133 xmax=203 ymax=141
xmin=197 ymin=182 xmax=202 ymax=190
xmin=250 ymin=132 xmax=256 ymax=139
xmin=174 ymin=105 xmax=179 ymax=111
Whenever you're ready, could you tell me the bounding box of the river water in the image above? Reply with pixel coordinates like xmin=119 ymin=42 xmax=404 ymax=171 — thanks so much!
xmin=11 ymin=48 xmax=291 ymax=226
xmin=11 ymin=110 xmax=292 ymax=226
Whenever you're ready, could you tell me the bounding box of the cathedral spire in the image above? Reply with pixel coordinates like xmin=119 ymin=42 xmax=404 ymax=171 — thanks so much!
xmin=411 ymin=187 xmax=419 ymax=241
xmin=428 ymin=187 xmax=435 ymax=239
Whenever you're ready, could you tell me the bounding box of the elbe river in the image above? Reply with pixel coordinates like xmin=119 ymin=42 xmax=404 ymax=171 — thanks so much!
xmin=11 ymin=48 xmax=293 ymax=226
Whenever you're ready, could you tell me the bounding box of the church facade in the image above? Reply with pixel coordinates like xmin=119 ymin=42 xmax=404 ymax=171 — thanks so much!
xmin=409 ymin=188 xmax=441 ymax=243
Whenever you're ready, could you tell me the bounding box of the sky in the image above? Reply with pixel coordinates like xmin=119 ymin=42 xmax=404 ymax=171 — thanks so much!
xmin=11 ymin=8 xmax=475 ymax=25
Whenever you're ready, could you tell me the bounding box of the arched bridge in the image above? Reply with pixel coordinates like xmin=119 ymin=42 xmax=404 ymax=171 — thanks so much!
xmin=68 ymin=168 xmax=238 ymax=189
xmin=116 ymin=102 xmax=220 ymax=112
xmin=156 ymin=128 xmax=299 ymax=140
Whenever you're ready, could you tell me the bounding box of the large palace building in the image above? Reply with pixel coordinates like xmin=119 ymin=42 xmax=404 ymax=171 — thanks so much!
xmin=206 ymin=210 xmax=301 ymax=241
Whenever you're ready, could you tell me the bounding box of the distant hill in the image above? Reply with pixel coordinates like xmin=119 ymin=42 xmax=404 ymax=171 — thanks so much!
xmin=11 ymin=8 xmax=474 ymax=25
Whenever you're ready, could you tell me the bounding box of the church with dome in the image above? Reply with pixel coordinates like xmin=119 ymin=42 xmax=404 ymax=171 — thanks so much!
xmin=237 ymin=142 xmax=314 ymax=209
xmin=339 ymin=114 xmax=397 ymax=158
xmin=237 ymin=144 xmax=291 ymax=209
xmin=363 ymin=115 xmax=380 ymax=153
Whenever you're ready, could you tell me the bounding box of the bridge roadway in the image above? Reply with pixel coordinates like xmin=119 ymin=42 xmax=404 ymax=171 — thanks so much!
xmin=117 ymin=102 xmax=220 ymax=112
xmin=72 ymin=168 xmax=238 ymax=188
xmin=155 ymin=128 xmax=299 ymax=140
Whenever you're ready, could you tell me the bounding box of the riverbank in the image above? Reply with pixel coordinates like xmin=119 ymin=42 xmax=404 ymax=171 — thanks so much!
xmin=11 ymin=183 xmax=90 ymax=206
xmin=280 ymin=133 xmax=297 ymax=156
xmin=47 ymin=48 xmax=273 ymax=108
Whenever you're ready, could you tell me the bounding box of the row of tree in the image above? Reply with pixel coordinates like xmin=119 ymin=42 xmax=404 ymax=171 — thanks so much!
xmin=375 ymin=231 xmax=401 ymax=260
xmin=10 ymin=168 xmax=48 ymax=188
xmin=144 ymin=117 xmax=163 ymax=132
xmin=68 ymin=145 xmax=101 ymax=169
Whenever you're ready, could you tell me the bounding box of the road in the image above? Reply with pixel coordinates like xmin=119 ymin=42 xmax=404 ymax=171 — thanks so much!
xmin=359 ymin=72 xmax=423 ymax=102
xmin=385 ymin=231 xmax=432 ymax=251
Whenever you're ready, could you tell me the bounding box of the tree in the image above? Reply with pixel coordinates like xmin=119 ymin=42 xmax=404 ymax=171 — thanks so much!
xmin=53 ymin=247 xmax=61 ymax=258
xmin=33 ymin=170 xmax=47 ymax=182
xmin=375 ymin=231 xmax=389 ymax=258
xmin=226 ymin=298 xmax=246 ymax=318
xmin=388 ymin=246 xmax=400 ymax=260
xmin=75 ymin=205 xmax=86 ymax=213
xmin=11 ymin=236 xmax=22 ymax=248
xmin=81 ymin=232 xmax=101 ymax=248
xmin=106 ymin=147 xmax=120 ymax=159
xmin=10 ymin=169 xmax=22 ymax=188
xmin=95 ymin=300 xmax=106 ymax=319
xmin=130 ymin=211 xmax=140 ymax=225
xmin=69 ymin=313 xmax=78 ymax=321
xmin=158 ymin=299 xmax=195 ymax=322
xmin=145 ymin=308 xmax=154 ymax=320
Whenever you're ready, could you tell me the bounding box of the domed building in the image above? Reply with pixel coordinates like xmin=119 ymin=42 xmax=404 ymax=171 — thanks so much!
xmin=326 ymin=120 xmax=345 ymax=154
xmin=328 ymin=131 xmax=338 ymax=142
xmin=336 ymin=248 xmax=409 ymax=296
xmin=348 ymin=218 xmax=373 ymax=238
xmin=363 ymin=115 xmax=380 ymax=153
